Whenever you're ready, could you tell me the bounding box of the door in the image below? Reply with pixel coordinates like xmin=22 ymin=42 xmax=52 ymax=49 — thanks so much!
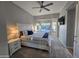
xmin=67 ymin=7 xmax=76 ymax=48
xmin=67 ymin=2 xmax=76 ymax=49
xmin=73 ymin=2 xmax=79 ymax=58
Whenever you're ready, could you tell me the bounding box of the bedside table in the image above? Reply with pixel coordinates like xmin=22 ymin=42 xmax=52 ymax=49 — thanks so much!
xmin=8 ymin=38 xmax=21 ymax=56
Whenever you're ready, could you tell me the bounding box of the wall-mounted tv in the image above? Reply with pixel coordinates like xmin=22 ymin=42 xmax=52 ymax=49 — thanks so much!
xmin=58 ymin=16 xmax=65 ymax=25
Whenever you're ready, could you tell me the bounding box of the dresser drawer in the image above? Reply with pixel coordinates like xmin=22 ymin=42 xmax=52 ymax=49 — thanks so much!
xmin=9 ymin=40 xmax=20 ymax=47
xmin=9 ymin=45 xmax=21 ymax=56
xmin=9 ymin=47 xmax=15 ymax=55
xmin=8 ymin=39 xmax=21 ymax=56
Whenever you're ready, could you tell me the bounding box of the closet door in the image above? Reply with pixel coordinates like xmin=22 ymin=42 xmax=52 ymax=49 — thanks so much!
xmin=73 ymin=2 xmax=79 ymax=58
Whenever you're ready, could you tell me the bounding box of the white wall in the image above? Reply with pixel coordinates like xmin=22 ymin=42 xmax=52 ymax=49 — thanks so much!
xmin=34 ymin=13 xmax=59 ymax=20
xmin=59 ymin=25 xmax=66 ymax=47
xmin=17 ymin=24 xmax=33 ymax=31
xmin=0 ymin=20 xmax=9 ymax=58
xmin=3 ymin=2 xmax=34 ymax=24
xmin=59 ymin=7 xmax=67 ymax=47
xmin=0 ymin=1 xmax=34 ymax=57
xmin=0 ymin=2 xmax=9 ymax=57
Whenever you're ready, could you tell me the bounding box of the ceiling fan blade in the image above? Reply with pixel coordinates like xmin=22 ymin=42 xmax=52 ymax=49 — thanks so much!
xmin=41 ymin=1 xmax=44 ymax=5
xmin=37 ymin=1 xmax=44 ymax=7
xmin=44 ymin=7 xmax=50 ymax=11
xmin=32 ymin=7 xmax=40 ymax=9
xmin=37 ymin=1 xmax=42 ymax=6
xmin=43 ymin=3 xmax=53 ymax=7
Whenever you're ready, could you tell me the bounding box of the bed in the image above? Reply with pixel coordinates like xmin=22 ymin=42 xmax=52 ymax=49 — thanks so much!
xmin=21 ymin=31 xmax=49 ymax=50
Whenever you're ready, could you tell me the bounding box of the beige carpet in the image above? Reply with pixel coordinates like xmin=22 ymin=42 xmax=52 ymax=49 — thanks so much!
xmin=49 ymin=37 xmax=72 ymax=58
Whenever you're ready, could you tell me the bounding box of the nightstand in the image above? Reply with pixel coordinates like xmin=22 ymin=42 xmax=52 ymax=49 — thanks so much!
xmin=8 ymin=38 xmax=21 ymax=56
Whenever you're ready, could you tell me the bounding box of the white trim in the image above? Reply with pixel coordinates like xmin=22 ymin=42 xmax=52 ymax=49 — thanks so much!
xmin=0 ymin=55 xmax=9 ymax=58
xmin=66 ymin=46 xmax=73 ymax=49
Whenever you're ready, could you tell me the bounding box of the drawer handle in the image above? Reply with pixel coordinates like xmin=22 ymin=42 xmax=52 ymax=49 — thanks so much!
xmin=14 ymin=43 xmax=18 ymax=45
xmin=15 ymin=47 xmax=18 ymax=49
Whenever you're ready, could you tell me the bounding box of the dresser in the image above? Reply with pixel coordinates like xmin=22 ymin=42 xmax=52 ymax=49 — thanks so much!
xmin=8 ymin=38 xmax=21 ymax=56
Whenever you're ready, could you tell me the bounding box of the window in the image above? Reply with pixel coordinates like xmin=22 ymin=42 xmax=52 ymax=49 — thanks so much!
xmin=40 ymin=23 xmax=51 ymax=31
xmin=35 ymin=22 xmax=57 ymax=32
xmin=35 ymin=22 xmax=51 ymax=32
xmin=52 ymin=22 xmax=57 ymax=32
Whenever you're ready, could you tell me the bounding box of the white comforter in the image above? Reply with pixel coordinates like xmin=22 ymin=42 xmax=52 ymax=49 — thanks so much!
xmin=21 ymin=31 xmax=49 ymax=50
xmin=32 ymin=31 xmax=46 ymax=38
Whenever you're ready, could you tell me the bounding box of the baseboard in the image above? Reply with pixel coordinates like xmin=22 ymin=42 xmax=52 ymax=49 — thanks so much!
xmin=0 ymin=55 xmax=9 ymax=58
xmin=66 ymin=46 xmax=73 ymax=49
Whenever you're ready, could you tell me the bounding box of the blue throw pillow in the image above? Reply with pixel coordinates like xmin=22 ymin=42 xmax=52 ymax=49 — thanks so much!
xmin=42 ymin=33 xmax=48 ymax=38
xmin=27 ymin=30 xmax=33 ymax=35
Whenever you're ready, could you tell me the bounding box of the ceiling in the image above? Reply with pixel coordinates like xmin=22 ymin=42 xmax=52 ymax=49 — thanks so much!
xmin=12 ymin=1 xmax=67 ymax=16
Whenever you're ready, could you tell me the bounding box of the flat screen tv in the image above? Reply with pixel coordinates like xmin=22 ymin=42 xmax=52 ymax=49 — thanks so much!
xmin=58 ymin=16 xmax=65 ymax=25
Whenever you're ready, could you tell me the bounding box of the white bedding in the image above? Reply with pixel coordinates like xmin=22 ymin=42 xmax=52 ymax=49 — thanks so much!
xmin=21 ymin=31 xmax=49 ymax=50
xmin=21 ymin=36 xmax=49 ymax=50
xmin=32 ymin=31 xmax=46 ymax=38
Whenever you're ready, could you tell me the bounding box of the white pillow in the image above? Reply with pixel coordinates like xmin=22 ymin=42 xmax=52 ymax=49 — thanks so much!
xmin=23 ymin=30 xmax=27 ymax=36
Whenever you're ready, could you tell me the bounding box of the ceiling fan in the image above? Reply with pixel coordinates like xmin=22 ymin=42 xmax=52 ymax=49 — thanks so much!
xmin=32 ymin=1 xmax=53 ymax=12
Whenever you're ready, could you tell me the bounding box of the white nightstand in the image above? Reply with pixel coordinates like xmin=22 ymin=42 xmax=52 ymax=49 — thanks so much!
xmin=8 ymin=38 xmax=21 ymax=56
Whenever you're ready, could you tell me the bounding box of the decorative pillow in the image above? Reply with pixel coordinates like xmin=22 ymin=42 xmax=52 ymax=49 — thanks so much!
xmin=23 ymin=30 xmax=28 ymax=36
xmin=27 ymin=30 xmax=33 ymax=35
xmin=42 ymin=33 xmax=48 ymax=38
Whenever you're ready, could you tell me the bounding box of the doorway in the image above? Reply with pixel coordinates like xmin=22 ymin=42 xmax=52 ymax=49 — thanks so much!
xmin=66 ymin=3 xmax=76 ymax=55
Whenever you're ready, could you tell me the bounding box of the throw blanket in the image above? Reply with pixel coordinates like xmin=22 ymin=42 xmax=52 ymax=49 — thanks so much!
xmin=32 ymin=32 xmax=48 ymax=38
xmin=42 ymin=33 xmax=48 ymax=38
xmin=32 ymin=32 xmax=45 ymax=38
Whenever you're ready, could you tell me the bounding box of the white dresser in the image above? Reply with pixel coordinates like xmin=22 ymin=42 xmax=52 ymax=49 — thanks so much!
xmin=8 ymin=38 xmax=21 ymax=56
